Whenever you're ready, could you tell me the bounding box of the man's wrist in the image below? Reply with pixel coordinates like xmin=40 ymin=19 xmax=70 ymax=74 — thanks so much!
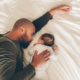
xmin=49 ymin=9 xmax=57 ymax=16
xmin=31 ymin=62 xmax=37 ymax=70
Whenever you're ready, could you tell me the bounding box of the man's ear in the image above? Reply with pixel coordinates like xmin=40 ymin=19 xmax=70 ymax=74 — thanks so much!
xmin=19 ymin=26 xmax=25 ymax=34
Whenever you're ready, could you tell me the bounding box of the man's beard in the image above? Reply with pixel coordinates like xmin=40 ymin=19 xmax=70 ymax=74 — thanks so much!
xmin=19 ymin=41 xmax=30 ymax=49
xmin=19 ymin=34 xmax=32 ymax=49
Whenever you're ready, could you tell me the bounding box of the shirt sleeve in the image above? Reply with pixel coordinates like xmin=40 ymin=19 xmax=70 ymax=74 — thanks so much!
xmin=12 ymin=64 xmax=35 ymax=80
xmin=32 ymin=12 xmax=53 ymax=33
xmin=0 ymin=41 xmax=35 ymax=80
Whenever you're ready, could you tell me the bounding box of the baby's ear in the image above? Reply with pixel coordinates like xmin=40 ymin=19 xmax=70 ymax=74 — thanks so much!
xmin=52 ymin=44 xmax=58 ymax=51
xmin=39 ymin=36 xmax=42 ymax=40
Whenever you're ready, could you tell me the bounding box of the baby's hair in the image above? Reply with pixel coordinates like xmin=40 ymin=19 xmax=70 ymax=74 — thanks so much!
xmin=41 ymin=33 xmax=55 ymax=47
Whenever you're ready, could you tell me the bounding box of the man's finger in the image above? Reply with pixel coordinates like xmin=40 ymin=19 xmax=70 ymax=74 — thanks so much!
xmin=45 ymin=58 xmax=50 ymax=62
xmin=34 ymin=50 xmax=38 ymax=56
xmin=42 ymin=51 xmax=50 ymax=56
xmin=40 ymin=50 xmax=49 ymax=56
xmin=61 ymin=5 xmax=71 ymax=10
xmin=42 ymin=49 xmax=48 ymax=53
xmin=44 ymin=52 xmax=51 ymax=58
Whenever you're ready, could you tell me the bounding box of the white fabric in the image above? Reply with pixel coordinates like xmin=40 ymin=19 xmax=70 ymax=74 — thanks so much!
xmin=0 ymin=0 xmax=80 ymax=80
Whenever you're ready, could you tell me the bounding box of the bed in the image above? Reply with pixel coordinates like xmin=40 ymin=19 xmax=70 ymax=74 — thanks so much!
xmin=0 ymin=0 xmax=80 ymax=80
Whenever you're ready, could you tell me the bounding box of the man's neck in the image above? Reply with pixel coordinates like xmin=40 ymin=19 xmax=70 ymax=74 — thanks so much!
xmin=4 ymin=31 xmax=19 ymax=41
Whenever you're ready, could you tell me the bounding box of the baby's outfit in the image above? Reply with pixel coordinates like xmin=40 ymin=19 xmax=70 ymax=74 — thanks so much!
xmin=28 ymin=44 xmax=57 ymax=80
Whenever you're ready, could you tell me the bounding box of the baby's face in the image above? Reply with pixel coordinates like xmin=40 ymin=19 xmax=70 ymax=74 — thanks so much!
xmin=38 ymin=36 xmax=54 ymax=46
xmin=38 ymin=36 xmax=44 ymax=44
xmin=33 ymin=36 xmax=44 ymax=46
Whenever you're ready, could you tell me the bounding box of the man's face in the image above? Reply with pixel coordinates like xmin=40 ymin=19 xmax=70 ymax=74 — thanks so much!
xmin=19 ymin=23 xmax=35 ymax=48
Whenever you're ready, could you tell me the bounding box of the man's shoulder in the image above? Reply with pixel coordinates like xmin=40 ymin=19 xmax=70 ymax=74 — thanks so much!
xmin=0 ymin=36 xmax=19 ymax=57
xmin=0 ymin=36 xmax=18 ymax=51
xmin=0 ymin=36 xmax=14 ymax=45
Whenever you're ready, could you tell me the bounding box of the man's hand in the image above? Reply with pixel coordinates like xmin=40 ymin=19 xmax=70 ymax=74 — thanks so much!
xmin=49 ymin=5 xmax=72 ymax=16
xmin=31 ymin=50 xmax=51 ymax=69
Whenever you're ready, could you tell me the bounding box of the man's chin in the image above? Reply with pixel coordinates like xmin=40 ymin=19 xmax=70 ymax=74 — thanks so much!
xmin=19 ymin=41 xmax=32 ymax=49
xmin=27 ymin=40 xmax=32 ymax=43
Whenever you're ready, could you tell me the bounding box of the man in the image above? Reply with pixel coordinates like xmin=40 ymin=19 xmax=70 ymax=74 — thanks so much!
xmin=0 ymin=5 xmax=71 ymax=80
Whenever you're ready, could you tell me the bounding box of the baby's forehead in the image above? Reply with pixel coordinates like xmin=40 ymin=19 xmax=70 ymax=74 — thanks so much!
xmin=44 ymin=36 xmax=52 ymax=39
xmin=42 ymin=36 xmax=53 ymax=42
xmin=41 ymin=35 xmax=52 ymax=39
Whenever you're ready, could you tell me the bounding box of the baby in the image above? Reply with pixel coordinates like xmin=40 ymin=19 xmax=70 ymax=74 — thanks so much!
xmin=28 ymin=33 xmax=58 ymax=80
xmin=34 ymin=33 xmax=58 ymax=51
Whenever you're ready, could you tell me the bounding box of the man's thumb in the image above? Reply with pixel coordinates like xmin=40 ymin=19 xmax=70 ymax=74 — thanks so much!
xmin=34 ymin=50 xmax=38 ymax=56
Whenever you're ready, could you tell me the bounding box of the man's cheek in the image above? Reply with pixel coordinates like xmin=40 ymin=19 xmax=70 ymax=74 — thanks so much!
xmin=27 ymin=36 xmax=32 ymax=41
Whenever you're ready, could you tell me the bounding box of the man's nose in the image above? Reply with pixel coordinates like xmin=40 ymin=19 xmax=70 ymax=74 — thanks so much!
xmin=32 ymin=37 xmax=34 ymax=40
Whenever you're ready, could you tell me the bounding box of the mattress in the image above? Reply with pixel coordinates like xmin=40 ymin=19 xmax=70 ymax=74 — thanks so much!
xmin=0 ymin=0 xmax=80 ymax=80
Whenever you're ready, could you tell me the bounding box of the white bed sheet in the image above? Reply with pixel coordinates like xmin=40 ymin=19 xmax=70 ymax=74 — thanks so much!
xmin=0 ymin=0 xmax=80 ymax=80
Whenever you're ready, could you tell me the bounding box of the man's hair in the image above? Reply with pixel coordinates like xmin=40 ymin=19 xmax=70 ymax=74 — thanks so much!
xmin=41 ymin=33 xmax=55 ymax=46
xmin=13 ymin=18 xmax=32 ymax=29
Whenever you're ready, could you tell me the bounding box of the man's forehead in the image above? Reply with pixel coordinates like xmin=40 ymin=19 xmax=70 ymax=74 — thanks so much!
xmin=29 ymin=23 xmax=35 ymax=33
xmin=31 ymin=24 xmax=36 ymax=33
xmin=25 ymin=23 xmax=35 ymax=31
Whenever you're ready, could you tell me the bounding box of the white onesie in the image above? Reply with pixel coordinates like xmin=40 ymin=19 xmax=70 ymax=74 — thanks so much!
xmin=28 ymin=44 xmax=57 ymax=80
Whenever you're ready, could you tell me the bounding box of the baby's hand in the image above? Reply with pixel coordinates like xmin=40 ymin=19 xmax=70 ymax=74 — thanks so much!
xmin=52 ymin=45 xmax=58 ymax=51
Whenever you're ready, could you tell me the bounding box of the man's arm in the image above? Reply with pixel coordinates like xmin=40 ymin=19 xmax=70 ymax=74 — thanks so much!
xmin=32 ymin=5 xmax=71 ymax=33
xmin=32 ymin=12 xmax=53 ymax=33
xmin=0 ymin=41 xmax=35 ymax=80
xmin=12 ymin=64 xmax=35 ymax=80
xmin=0 ymin=41 xmax=51 ymax=80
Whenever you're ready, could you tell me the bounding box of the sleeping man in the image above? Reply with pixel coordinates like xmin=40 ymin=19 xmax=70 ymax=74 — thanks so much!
xmin=26 ymin=33 xmax=58 ymax=80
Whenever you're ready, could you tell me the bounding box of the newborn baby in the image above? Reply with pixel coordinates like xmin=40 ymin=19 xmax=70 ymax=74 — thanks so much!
xmin=28 ymin=33 xmax=58 ymax=80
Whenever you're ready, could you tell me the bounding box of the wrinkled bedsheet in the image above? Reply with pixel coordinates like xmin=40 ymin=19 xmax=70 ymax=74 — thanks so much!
xmin=0 ymin=0 xmax=80 ymax=80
